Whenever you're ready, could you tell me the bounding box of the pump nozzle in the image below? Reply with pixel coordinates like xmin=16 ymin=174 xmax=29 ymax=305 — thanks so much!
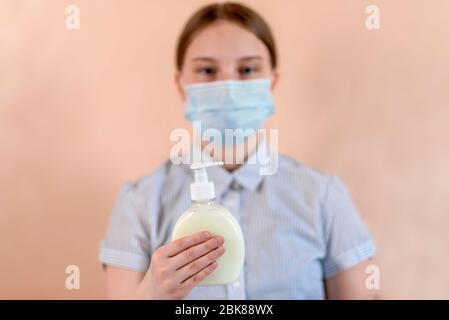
xmin=190 ymin=162 xmax=223 ymax=201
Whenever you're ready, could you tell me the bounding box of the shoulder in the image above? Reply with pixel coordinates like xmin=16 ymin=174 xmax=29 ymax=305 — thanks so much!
xmin=115 ymin=160 xmax=191 ymax=208
xmin=278 ymin=154 xmax=329 ymax=179
xmin=118 ymin=162 xmax=168 ymax=197
xmin=268 ymin=154 xmax=351 ymax=205
xmin=274 ymin=154 xmax=334 ymax=188
xmin=115 ymin=161 xmax=178 ymax=207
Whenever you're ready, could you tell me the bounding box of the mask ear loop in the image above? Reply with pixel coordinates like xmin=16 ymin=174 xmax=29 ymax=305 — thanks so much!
xmin=269 ymin=73 xmax=276 ymax=90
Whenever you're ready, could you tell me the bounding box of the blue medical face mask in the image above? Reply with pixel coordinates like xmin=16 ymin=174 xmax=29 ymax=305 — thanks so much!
xmin=184 ymin=79 xmax=275 ymax=145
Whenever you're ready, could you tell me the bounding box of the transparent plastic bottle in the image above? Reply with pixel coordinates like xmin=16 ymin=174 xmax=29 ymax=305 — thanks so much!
xmin=171 ymin=162 xmax=245 ymax=285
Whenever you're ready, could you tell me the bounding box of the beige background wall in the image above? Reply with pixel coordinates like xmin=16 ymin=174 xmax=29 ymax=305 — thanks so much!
xmin=1 ymin=0 xmax=448 ymax=299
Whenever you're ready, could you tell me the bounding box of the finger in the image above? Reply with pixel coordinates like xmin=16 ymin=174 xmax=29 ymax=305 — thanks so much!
xmin=179 ymin=260 xmax=218 ymax=290
xmin=172 ymin=235 xmax=224 ymax=270
xmin=163 ymin=231 xmax=212 ymax=257
xmin=176 ymin=245 xmax=225 ymax=284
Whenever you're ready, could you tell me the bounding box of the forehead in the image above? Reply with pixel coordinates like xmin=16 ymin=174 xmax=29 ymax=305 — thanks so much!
xmin=184 ymin=21 xmax=270 ymax=61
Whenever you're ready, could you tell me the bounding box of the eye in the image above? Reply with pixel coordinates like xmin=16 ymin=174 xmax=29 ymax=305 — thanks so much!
xmin=239 ymin=66 xmax=257 ymax=74
xmin=197 ymin=67 xmax=216 ymax=75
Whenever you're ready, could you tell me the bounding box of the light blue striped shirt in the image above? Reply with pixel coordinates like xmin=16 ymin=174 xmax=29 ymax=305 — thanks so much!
xmin=99 ymin=141 xmax=375 ymax=299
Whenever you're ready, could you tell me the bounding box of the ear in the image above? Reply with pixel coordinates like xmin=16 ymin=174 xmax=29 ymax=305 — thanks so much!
xmin=174 ymin=71 xmax=186 ymax=101
xmin=270 ymin=69 xmax=280 ymax=91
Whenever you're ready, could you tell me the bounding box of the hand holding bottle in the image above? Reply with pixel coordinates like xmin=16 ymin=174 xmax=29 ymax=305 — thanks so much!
xmin=171 ymin=162 xmax=245 ymax=286
xmin=135 ymin=231 xmax=225 ymax=299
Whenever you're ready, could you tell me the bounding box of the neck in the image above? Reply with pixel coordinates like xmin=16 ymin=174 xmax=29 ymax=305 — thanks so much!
xmin=200 ymin=134 xmax=260 ymax=172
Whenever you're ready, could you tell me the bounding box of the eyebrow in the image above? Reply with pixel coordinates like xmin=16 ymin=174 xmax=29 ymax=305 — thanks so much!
xmin=191 ymin=55 xmax=263 ymax=62
xmin=239 ymin=56 xmax=263 ymax=61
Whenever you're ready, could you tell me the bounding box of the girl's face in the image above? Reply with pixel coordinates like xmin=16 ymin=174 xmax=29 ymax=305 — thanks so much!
xmin=176 ymin=21 xmax=279 ymax=99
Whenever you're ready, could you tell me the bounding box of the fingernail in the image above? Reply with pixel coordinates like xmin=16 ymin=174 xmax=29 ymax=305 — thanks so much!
xmin=203 ymin=231 xmax=211 ymax=238
xmin=216 ymin=236 xmax=224 ymax=244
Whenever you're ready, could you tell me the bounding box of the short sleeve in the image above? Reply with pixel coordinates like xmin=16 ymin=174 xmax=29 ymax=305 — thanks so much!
xmin=321 ymin=176 xmax=375 ymax=278
xmin=99 ymin=183 xmax=152 ymax=272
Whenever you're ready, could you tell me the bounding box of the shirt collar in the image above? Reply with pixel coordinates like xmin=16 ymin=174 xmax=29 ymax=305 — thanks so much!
xmin=187 ymin=138 xmax=269 ymax=197
xmin=231 ymin=139 xmax=267 ymax=192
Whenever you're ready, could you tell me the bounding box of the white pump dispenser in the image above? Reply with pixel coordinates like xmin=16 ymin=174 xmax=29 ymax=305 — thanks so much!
xmin=190 ymin=162 xmax=222 ymax=201
xmin=171 ymin=162 xmax=245 ymax=285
